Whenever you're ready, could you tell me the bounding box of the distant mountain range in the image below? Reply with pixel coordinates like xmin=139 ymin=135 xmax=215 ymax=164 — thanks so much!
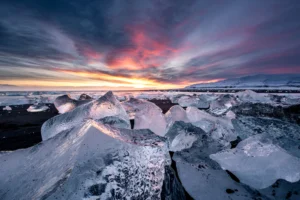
xmin=186 ymin=74 xmax=300 ymax=89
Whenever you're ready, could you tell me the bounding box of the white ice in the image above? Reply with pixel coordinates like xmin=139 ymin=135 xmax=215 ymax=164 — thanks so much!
xmin=2 ymin=105 xmax=12 ymax=111
xmin=225 ymin=110 xmax=236 ymax=119
xmin=27 ymin=104 xmax=49 ymax=112
xmin=165 ymin=105 xmax=189 ymax=131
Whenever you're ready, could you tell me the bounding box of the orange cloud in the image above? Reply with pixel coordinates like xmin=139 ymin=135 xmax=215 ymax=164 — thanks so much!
xmin=82 ymin=47 xmax=102 ymax=60
xmin=106 ymin=23 xmax=179 ymax=70
xmin=57 ymin=69 xmax=178 ymax=89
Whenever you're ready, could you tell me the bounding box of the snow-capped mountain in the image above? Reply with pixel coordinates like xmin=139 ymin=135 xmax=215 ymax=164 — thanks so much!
xmin=186 ymin=74 xmax=300 ymax=89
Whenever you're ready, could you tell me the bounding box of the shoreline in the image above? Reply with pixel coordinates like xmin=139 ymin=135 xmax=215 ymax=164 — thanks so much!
xmin=0 ymin=99 xmax=177 ymax=151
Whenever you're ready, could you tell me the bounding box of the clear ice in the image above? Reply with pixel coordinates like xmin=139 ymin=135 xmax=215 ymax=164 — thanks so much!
xmin=0 ymin=120 xmax=169 ymax=200
xmin=210 ymin=135 xmax=300 ymax=189
xmin=42 ymin=91 xmax=130 ymax=140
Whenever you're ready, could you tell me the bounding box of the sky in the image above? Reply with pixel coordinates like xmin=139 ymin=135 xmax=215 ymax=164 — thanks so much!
xmin=0 ymin=0 xmax=300 ymax=90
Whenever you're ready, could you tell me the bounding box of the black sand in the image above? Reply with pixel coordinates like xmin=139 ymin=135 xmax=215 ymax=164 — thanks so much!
xmin=0 ymin=104 xmax=58 ymax=151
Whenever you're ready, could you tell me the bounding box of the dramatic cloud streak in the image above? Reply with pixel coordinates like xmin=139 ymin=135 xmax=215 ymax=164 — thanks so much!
xmin=0 ymin=0 xmax=300 ymax=90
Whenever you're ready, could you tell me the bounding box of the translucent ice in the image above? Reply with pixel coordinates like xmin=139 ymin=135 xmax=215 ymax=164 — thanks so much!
xmin=0 ymin=120 xmax=169 ymax=200
xmin=178 ymin=95 xmax=209 ymax=109
xmin=54 ymin=94 xmax=77 ymax=113
xmin=54 ymin=94 xmax=92 ymax=114
xmin=232 ymin=116 xmax=300 ymax=158
xmin=209 ymin=94 xmax=238 ymax=115
xmin=210 ymin=135 xmax=300 ymax=189
xmin=173 ymin=156 xmax=263 ymax=200
xmin=27 ymin=103 xmax=49 ymax=112
xmin=186 ymin=107 xmax=237 ymax=145
xmin=42 ymin=91 xmax=130 ymax=140
xmin=165 ymin=121 xmax=201 ymax=152
xmin=121 ymin=98 xmax=147 ymax=119
xmin=78 ymin=93 xmax=92 ymax=100
xmin=165 ymin=105 xmax=188 ymax=131
xmin=235 ymin=90 xmax=272 ymax=104
xmin=169 ymin=94 xmax=187 ymax=104
xmin=122 ymin=98 xmax=167 ymax=136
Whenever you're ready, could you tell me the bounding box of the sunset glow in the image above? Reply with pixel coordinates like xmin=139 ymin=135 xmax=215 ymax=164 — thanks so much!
xmin=0 ymin=0 xmax=299 ymax=90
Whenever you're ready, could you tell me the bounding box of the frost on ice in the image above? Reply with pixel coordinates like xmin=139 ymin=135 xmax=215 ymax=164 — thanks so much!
xmin=0 ymin=120 xmax=169 ymax=200
xmin=42 ymin=91 xmax=130 ymax=141
xmin=122 ymin=98 xmax=167 ymax=136
xmin=165 ymin=105 xmax=188 ymax=131
xmin=178 ymin=95 xmax=209 ymax=109
xmin=27 ymin=103 xmax=49 ymax=112
xmin=210 ymin=135 xmax=300 ymax=189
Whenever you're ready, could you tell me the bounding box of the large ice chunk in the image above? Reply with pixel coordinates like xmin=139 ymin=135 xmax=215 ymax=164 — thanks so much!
xmin=42 ymin=91 xmax=130 ymax=140
xmin=231 ymin=102 xmax=300 ymax=124
xmin=121 ymin=98 xmax=146 ymax=119
xmin=169 ymin=94 xmax=187 ymax=104
xmin=178 ymin=95 xmax=210 ymax=109
xmin=173 ymin=156 xmax=263 ymax=200
xmin=210 ymin=135 xmax=300 ymax=189
xmin=232 ymin=116 xmax=300 ymax=158
xmin=122 ymin=98 xmax=167 ymax=136
xmin=209 ymin=94 xmax=238 ymax=115
xmin=171 ymin=132 xmax=258 ymax=199
xmin=54 ymin=94 xmax=77 ymax=113
xmin=186 ymin=107 xmax=236 ymax=145
xmin=54 ymin=94 xmax=93 ymax=114
xmin=165 ymin=105 xmax=188 ymax=131
xmin=171 ymin=128 xmax=226 ymax=166
xmin=0 ymin=120 xmax=169 ymax=200
xmin=235 ymin=90 xmax=272 ymax=104
xmin=165 ymin=121 xmax=203 ymax=152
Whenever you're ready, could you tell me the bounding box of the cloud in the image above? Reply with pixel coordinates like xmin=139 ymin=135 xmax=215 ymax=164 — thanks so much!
xmin=0 ymin=0 xmax=300 ymax=89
